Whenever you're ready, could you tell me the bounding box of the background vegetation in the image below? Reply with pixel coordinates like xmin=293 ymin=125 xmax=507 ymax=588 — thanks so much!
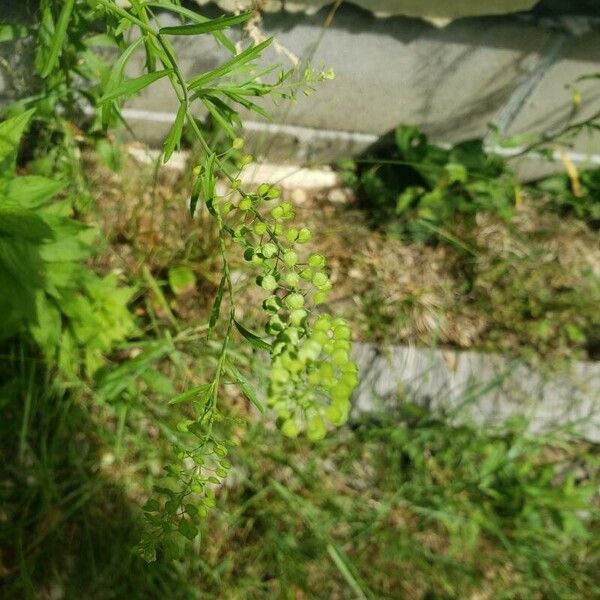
xmin=1 ymin=1 xmax=599 ymax=599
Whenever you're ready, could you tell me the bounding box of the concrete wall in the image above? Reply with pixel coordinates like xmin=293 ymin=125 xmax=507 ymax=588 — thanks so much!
xmin=1 ymin=2 xmax=600 ymax=174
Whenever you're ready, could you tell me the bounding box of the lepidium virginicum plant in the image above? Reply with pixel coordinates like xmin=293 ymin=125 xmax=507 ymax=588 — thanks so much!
xmin=60 ymin=1 xmax=359 ymax=558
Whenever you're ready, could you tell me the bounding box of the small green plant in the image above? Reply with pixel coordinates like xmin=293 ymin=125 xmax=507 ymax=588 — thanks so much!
xmin=0 ymin=110 xmax=135 ymax=376
xmin=343 ymin=125 xmax=518 ymax=242
xmin=536 ymin=167 xmax=600 ymax=227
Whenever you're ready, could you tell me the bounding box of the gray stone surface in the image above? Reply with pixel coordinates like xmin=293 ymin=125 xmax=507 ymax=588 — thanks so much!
xmin=193 ymin=0 xmax=539 ymax=21
xmin=351 ymin=343 xmax=600 ymax=440
xmin=2 ymin=3 xmax=600 ymax=173
xmin=507 ymin=32 xmax=600 ymax=156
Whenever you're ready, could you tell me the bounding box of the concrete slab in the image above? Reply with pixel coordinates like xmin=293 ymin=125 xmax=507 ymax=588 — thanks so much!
xmin=351 ymin=343 xmax=600 ymax=441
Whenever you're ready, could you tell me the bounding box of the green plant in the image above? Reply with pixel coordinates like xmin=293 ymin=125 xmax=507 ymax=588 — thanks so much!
xmin=0 ymin=110 xmax=135 ymax=376
xmin=343 ymin=125 xmax=518 ymax=243
xmin=1 ymin=0 xmax=355 ymax=558
xmin=536 ymin=167 xmax=600 ymax=227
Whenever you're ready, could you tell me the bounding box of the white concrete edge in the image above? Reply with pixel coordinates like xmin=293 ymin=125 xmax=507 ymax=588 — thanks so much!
xmin=119 ymin=107 xmax=600 ymax=170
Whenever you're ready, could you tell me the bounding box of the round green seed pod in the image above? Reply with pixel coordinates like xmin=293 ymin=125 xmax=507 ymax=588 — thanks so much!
xmin=299 ymin=268 xmax=313 ymax=281
xmin=308 ymin=254 xmax=326 ymax=268
xmin=239 ymin=197 xmax=253 ymax=211
xmin=285 ymin=293 xmax=305 ymax=310
xmin=243 ymin=247 xmax=255 ymax=261
xmin=286 ymin=228 xmax=299 ymax=242
xmin=289 ymin=308 xmax=307 ymax=326
xmin=313 ymin=291 xmax=329 ymax=305
xmin=284 ymin=272 xmax=300 ymax=287
xmin=253 ymin=222 xmax=267 ymax=235
xmin=257 ymin=183 xmax=271 ymax=197
xmin=281 ymin=418 xmax=300 ymax=438
xmin=314 ymin=315 xmax=332 ymax=331
xmin=282 ymin=250 xmax=298 ymax=267
xmin=297 ymin=227 xmax=312 ymax=243
xmin=263 ymin=295 xmax=282 ymax=314
xmin=261 ymin=243 xmax=277 ymax=259
xmin=271 ymin=205 xmax=284 ymax=219
xmin=306 ymin=415 xmax=327 ymax=441
xmin=325 ymin=404 xmax=347 ymax=426
xmin=331 ymin=348 xmax=349 ymax=366
xmin=260 ymin=274 xmax=278 ymax=291
xmin=333 ymin=324 xmax=351 ymax=340
xmin=312 ymin=271 xmax=329 ymax=288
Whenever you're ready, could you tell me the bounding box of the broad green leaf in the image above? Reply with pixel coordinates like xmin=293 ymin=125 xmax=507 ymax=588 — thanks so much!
xmin=187 ymin=38 xmax=273 ymax=90
xmin=0 ymin=202 xmax=53 ymax=241
xmin=234 ymin=319 xmax=271 ymax=352
xmin=99 ymin=69 xmax=173 ymax=103
xmin=0 ymin=109 xmax=35 ymax=173
xmin=160 ymin=13 xmax=252 ymax=36
xmin=39 ymin=0 xmax=75 ymax=78
xmin=6 ymin=176 xmax=64 ymax=208
xmin=163 ymin=103 xmax=186 ymax=163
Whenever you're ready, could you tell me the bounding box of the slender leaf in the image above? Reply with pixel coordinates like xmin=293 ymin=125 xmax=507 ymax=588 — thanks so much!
xmin=146 ymin=1 xmax=236 ymax=53
xmin=234 ymin=319 xmax=271 ymax=352
xmin=187 ymin=38 xmax=273 ymax=91
xmin=169 ymin=382 xmax=213 ymax=405
xmin=160 ymin=13 xmax=252 ymax=36
xmin=99 ymin=69 xmax=173 ymax=103
xmin=39 ymin=0 xmax=75 ymax=78
xmin=226 ymin=361 xmax=264 ymax=414
xmin=209 ymin=272 xmax=226 ymax=329
xmin=189 ymin=173 xmax=203 ymax=218
xmin=163 ymin=103 xmax=186 ymax=163
xmin=202 ymin=152 xmax=217 ymax=215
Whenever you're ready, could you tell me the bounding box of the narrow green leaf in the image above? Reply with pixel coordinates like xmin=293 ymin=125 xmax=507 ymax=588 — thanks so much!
xmin=163 ymin=103 xmax=186 ymax=163
xmin=202 ymin=97 xmax=237 ymax=139
xmin=105 ymin=37 xmax=144 ymax=92
xmin=99 ymin=69 xmax=173 ymax=103
xmin=202 ymin=152 xmax=217 ymax=215
xmin=189 ymin=173 xmax=203 ymax=218
xmin=146 ymin=2 xmax=237 ymax=53
xmin=169 ymin=382 xmax=213 ymax=405
xmin=209 ymin=272 xmax=226 ymax=329
xmin=234 ymin=319 xmax=271 ymax=352
xmin=226 ymin=361 xmax=264 ymax=414
xmin=39 ymin=0 xmax=75 ymax=78
xmin=187 ymin=38 xmax=273 ymax=91
xmin=160 ymin=12 xmax=252 ymax=36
